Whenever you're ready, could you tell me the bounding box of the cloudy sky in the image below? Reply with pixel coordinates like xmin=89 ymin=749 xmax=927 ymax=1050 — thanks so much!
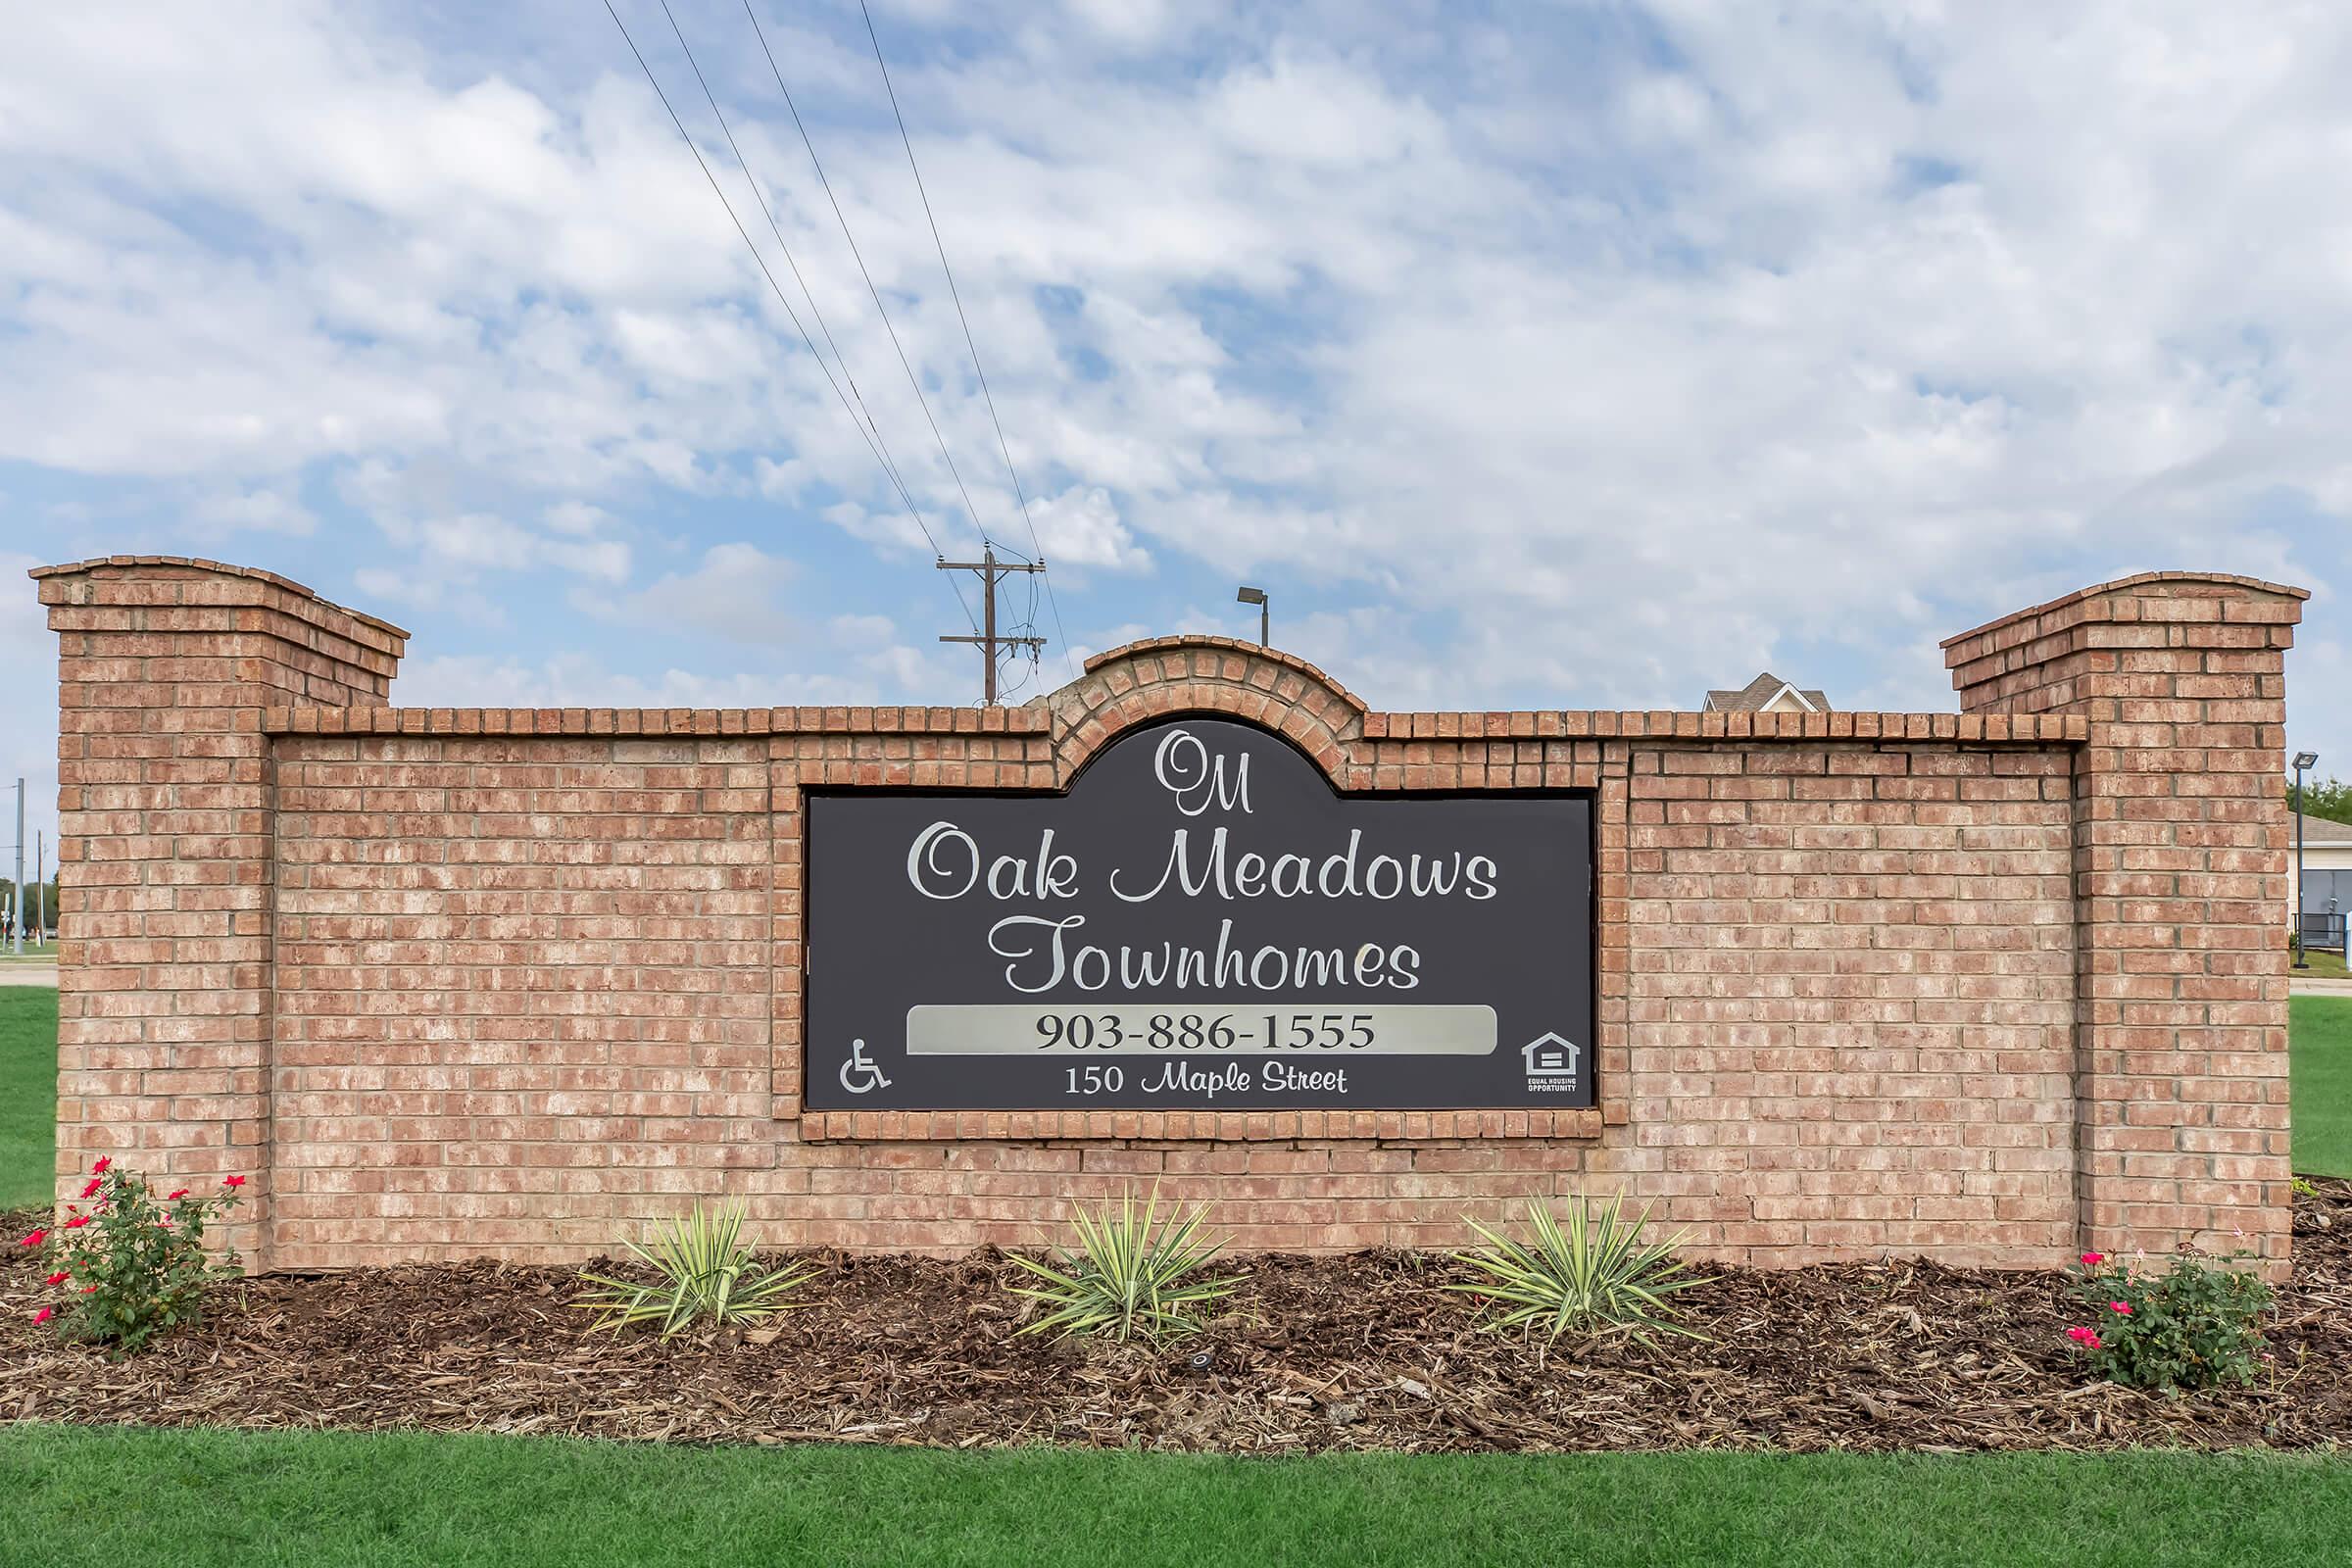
xmin=3 ymin=0 xmax=2349 ymax=862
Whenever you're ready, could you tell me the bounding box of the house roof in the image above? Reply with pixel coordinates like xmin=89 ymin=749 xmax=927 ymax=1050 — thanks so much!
xmin=2296 ymin=811 xmax=2352 ymax=847
xmin=1703 ymin=671 xmax=1830 ymax=712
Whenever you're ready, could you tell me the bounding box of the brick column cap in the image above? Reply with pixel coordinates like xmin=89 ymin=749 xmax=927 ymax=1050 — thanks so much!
xmin=1940 ymin=569 xmax=2307 ymax=662
xmin=30 ymin=555 xmax=411 ymax=644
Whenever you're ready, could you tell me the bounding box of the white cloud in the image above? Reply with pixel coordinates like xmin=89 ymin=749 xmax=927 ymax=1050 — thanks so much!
xmin=0 ymin=552 xmax=62 ymax=879
xmin=188 ymin=485 xmax=318 ymax=538
xmin=391 ymin=621 xmax=966 ymax=710
xmin=0 ymin=0 xmax=2344 ymax=777
xmin=1025 ymin=485 xmax=1149 ymax=571
xmin=542 ymin=500 xmax=614 ymax=536
xmin=384 ymin=513 xmax=633 ymax=584
xmin=576 ymin=541 xmax=798 ymax=646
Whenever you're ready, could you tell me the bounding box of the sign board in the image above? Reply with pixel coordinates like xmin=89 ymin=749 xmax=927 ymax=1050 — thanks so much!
xmin=805 ymin=717 xmax=1593 ymax=1111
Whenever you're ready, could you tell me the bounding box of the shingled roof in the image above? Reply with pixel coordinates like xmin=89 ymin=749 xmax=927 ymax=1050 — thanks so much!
xmin=1702 ymin=671 xmax=1830 ymax=713
xmin=2295 ymin=811 xmax=2352 ymax=847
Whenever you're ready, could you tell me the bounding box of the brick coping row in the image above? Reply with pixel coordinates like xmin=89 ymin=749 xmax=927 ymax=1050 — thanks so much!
xmin=262 ymin=701 xmax=2090 ymax=743
xmin=1939 ymin=568 xmax=2310 ymax=650
xmin=30 ymin=553 xmax=414 ymax=639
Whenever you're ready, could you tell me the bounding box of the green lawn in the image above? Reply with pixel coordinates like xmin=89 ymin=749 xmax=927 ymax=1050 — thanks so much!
xmin=0 ymin=938 xmax=58 ymax=962
xmin=2293 ymin=946 xmax=2349 ymax=979
xmin=0 ymin=986 xmax=57 ymax=1207
xmin=2292 ymin=996 xmax=2352 ymax=1178
xmin=1 ymin=1425 xmax=2349 ymax=1568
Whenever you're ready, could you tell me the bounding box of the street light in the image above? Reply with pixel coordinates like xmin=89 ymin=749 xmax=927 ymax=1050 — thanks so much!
xmin=1236 ymin=584 xmax=1268 ymax=646
xmin=2294 ymin=750 xmax=2319 ymax=968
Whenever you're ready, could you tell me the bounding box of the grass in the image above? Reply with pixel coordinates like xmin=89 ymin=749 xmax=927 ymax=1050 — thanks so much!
xmin=3 ymin=1425 xmax=2352 ymax=1568
xmin=0 ymin=938 xmax=58 ymax=962
xmin=2293 ymin=946 xmax=2349 ymax=979
xmin=2292 ymin=996 xmax=2352 ymax=1178
xmin=0 ymin=986 xmax=58 ymax=1208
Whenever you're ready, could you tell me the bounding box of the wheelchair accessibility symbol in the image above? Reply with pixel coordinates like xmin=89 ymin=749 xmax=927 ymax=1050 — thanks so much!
xmin=839 ymin=1038 xmax=893 ymax=1096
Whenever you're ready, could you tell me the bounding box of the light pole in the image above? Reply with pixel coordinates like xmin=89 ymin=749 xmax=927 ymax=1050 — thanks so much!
xmin=2294 ymin=750 xmax=2318 ymax=968
xmin=1236 ymin=584 xmax=1268 ymax=646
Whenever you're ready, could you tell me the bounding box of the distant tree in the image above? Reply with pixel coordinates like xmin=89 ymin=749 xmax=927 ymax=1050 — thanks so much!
xmin=2296 ymin=775 xmax=2352 ymax=827
xmin=0 ymin=879 xmax=61 ymax=932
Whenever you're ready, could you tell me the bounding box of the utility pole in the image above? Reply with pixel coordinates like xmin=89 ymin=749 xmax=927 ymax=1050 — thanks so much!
xmin=938 ymin=545 xmax=1047 ymax=706
xmin=10 ymin=778 xmax=21 ymax=957
xmin=34 ymin=829 xmax=44 ymax=948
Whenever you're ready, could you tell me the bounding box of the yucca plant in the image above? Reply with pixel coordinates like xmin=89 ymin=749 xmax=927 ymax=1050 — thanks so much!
xmin=1447 ymin=1194 xmax=1710 ymax=1348
xmin=574 ymin=1200 xmax=817 ymax=1339
xmin=1004 ymin=1186 xmax=1240 ymax=1344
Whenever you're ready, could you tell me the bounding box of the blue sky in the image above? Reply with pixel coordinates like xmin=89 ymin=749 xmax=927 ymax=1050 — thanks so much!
xmin=4 ymin=0 xmax=2350 ymax=863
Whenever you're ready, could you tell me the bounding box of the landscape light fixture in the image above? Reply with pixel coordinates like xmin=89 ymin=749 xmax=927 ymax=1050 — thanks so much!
xmin=2294 ymin=751 xmax=2319 ymax=968
xmin=1236 ymin=584 xmax=1268 ymax=646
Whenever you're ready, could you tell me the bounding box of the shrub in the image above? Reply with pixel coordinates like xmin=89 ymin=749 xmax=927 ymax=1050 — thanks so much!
xmin=23 ymin=1157 xmax=246 ymax=1355
xmin=2062 ymin=1250 xmax=2274 ymax=1392
xmin=1004 ymin=1186 xmax=1240 ymax=1344
xmin=575 ymin=1201 xmax=817 ymax=1339
xmin=1448 ymin=1194 xmax=1710 ymax=1348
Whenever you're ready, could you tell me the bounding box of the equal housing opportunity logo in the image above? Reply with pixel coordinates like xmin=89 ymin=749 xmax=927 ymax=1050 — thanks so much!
xmin=1522 ymin=1032 xmax=1581 ymax=1094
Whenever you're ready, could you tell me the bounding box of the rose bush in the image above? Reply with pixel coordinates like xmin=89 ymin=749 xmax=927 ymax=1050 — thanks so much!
xmin=22 ymin=1157 xmax=245 ymax=1355
xmin=2061 ymin=1249 xmax=2272 ymax=1392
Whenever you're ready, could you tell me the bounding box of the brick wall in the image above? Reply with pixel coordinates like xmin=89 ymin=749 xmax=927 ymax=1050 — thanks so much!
xmin=270 ymin=736 xmax=772 ymax=1255
xmin=35 ymin=559 xmax=406 ymax=1262
xmin=1945 ymin=571 xmax=2306 ymax=1268
xmin=1622 ymin=744 xmax=2078 ymax=1258
xmin=33 ymin=559 xmax=2306 ymax=1273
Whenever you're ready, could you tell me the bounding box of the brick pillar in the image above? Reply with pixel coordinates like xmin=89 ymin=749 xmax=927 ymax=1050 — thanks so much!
xmin=33 ymin=557 xmax=405 ymax=1265
xmin=1943 ymin=571 xmax=2305 ymax=1270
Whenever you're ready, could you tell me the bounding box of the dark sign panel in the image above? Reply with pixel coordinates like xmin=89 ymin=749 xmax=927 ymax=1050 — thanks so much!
xmin=805 ymin=718 xmax=1593 ymax=1111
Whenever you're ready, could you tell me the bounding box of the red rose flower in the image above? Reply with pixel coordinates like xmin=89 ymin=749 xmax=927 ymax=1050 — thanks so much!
xmin=167 ymin=1189 xmax=189 ymax=1200
xmin=42 ymin=1272 xmax=68 ymax=1287
xmin=2080 ymin=1251 xmax=2104 ymax=1267
xmin=222 ymin=1174 xmax=247 ymax=1189
xmin=32 ymin=1307 xmax=51 ymax=1325
xmin=20 ymin=1230 xmax=44 ymax=1249
xmin=91 ymin=1157 xmax=111 ymax=1175
xmin=78 ymin=1178 xmax=102 ymax=1200
xmin=62 ymin=1215 xmax=89 ymax=1230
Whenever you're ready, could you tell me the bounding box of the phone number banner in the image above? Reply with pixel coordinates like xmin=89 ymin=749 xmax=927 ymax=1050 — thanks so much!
xmin=804 ymin=717 xmax=1594 ymax=1111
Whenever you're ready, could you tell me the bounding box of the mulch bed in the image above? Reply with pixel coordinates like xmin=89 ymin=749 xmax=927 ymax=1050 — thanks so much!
xmin=4 ymin=1184 xmax=2351 ymax=1453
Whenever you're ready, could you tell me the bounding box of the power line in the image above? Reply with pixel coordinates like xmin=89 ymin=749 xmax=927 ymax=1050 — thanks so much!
xmin=601 ymin=0 xmax=978 ymax=633
xmin=738 ymin=0 xmax=996 ymax=568
xmin=857 ymin=0 xmax=1079 ymax=681
xmin=657 ymin=0 xmax=920 ymax=548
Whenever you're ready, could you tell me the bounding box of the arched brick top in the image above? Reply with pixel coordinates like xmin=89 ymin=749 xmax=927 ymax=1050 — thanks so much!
xmin=1050 ymin=635 xmax=1367 ymax=788
xmin=1082 ymin=634 xmax=1365 ymax=713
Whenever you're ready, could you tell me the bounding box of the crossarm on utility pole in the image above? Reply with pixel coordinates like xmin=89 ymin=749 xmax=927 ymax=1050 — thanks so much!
xmin=936 ymin=544 xmax=1050 ymax=705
